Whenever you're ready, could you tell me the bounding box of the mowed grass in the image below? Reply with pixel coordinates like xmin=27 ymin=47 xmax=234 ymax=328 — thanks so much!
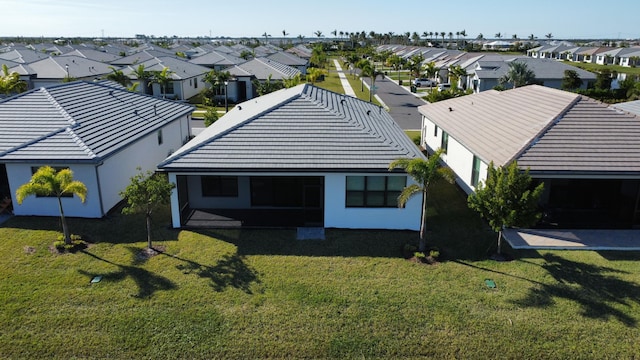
xmin=1 ymin=180 xmax=640 ymax=358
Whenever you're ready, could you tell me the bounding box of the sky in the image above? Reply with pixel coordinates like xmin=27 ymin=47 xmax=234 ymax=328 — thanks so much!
xmin=3 ymin=0 xmax=639 ymax=40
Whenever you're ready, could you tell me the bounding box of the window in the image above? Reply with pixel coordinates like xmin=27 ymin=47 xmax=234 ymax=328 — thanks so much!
xmin=157 ymin=129 xmax=163 ymax=145
xmin=30 ymin=166 xmax=73 ymax=198
xmin=194 ymin=77 xmax=198 ymax=88
xmin=433 ymin=124 xmax=438 ymax=137
xmin=471 ymin=156 xmax=482 ymax=187
xmin=201 ymin=176 xmax=238 ymax=197
xmin=165 ymin=81 xmax=174 ymax=94
xmin=441 ymin=131 xmax=449 ymax=153
xmin=346 ymin=176 xmax=406 ymax=208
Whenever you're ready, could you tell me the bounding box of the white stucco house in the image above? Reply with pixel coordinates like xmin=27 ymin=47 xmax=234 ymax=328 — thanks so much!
xmin=419 ymin=85 xmax=640 ymax=229
xmin=0 ymin=81 xmax=193 ymax=218
xmin=158 ymin=84 xmax=425 ymax=230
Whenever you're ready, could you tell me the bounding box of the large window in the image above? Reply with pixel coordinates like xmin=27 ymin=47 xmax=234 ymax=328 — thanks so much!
xmin=346 ymin=176 xmax=406 ymax=208
xmin=441 ymin=131 xmax=449 ymax=153
xmin=201 ymin=176 xmax=238 ymax=197
xmin=471 ymin=156 xmax=481 ymax=187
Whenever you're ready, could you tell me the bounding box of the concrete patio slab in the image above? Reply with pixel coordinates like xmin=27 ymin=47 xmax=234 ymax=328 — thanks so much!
xmin=503 ymin=229 xmax=640 ymax=251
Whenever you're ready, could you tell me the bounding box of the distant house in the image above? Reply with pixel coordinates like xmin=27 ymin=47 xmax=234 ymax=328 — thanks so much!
xmin=59 ymin=48 xmax=123 ymax=63
xmin=0 ymin=81 xmax=193 ymax=218
xmin=188 ymin=50 xmax=246 ymax=71
xmin=224 ymin=57 xmax=301 ymax=102
xmin=419 ymin=85 xmax=640 ymax=229
xmin=158 ymin=84 xmax=424 ymax=230
xmin=121 ymin=56 xmax=210 ymax=100
xmin=266 ymin=51 xmax=309 ymax=74
xmin=465 ymin=57 xmax=596 ymax=93
xmin=10 ymin=55 xmax=113 ymax=89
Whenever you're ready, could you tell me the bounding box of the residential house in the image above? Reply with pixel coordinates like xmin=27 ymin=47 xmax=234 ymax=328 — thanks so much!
xmin=0 ymin=81 xmax=193 ymax=218
xmin=188 ymin=50 xmax=246 ymax=71
xmin=224 ymin=57 xmax=301 ymax=102
xmin=59 ymin=48 xmax=123 ymax=63
xmin=122 ymin=56 xmax=210 ymax=100
xmin=419 ymin=85 xmax=640 ymax=229
xmin=158 ymin=84 xmax=424 ymax=230
xmin=10 ymin=55 xmax=114 ymax=89
xmin=266 ymin=51 xmax=309 ymax=74
xmin=465 ymin=57 xmax=596 ymax=93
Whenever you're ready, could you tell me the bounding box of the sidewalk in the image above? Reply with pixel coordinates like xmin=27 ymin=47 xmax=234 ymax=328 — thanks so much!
xmin=333 ymin=59 xmax=357 ymax=97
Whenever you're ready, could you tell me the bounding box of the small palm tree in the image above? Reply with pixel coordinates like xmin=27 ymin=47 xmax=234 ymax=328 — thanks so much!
xmin=132 ymin=64 xmax=152 ymax=94
xmin=0 ymin=64 xmax=27 ymax=95
xmin=389 ymin=149 xmax=455 ymax=252
xmin=499 ymin=61 xmax=536 ymax=89
xmin=105 ymin=66 xmax=131 ymax=88
xmin=15 ymin=166 xmax=87 ymax=244
xmin=149 ymin=67 xmax=173 ymax=98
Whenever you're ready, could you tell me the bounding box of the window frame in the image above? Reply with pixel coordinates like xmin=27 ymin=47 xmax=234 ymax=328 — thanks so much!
xmin=345 ymin=175 xmax=406 ymax=208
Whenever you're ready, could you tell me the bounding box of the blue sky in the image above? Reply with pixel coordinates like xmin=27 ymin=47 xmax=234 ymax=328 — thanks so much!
xmin=4 ymin=0 xmax=639 ymax=40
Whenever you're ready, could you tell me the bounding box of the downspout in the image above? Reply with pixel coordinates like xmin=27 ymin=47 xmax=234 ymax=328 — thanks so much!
xmin=94 ymin=162 xmax=105 ymax=216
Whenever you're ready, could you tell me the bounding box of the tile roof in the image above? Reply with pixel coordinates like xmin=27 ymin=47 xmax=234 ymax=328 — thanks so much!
xmin=266 ymin=51 xmax=308 ymax=66
xmin=0 ymin=81 xmax=193 ymax=163
xmin=188 ymin=50 xmax=245 ymax=67
xmin=159 ymin=84 xmax=424 ymax=172
xmin=59 ymin=49 xmax=123 ymax=63
xmin=122 ymin=56 xmax=210 ymax=80
xmin=419 ymin=85 xmax=640 ymax=174
xmin=16 ymin=55 xmax=113 ymax=79
xmin=225 ymin=57 xmax=301 ymax=80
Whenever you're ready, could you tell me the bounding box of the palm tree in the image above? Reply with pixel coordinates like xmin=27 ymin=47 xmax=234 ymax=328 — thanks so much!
xmin=314 ymin=30 xmax=323 ymax=39
xmin=499 ymin=61 xmax=536 ymax=89
xmin=331 ymin=29 xmax=337 ymax=38
xmin=422 ymin=61 xmax=439 ymax=88
xmin=389 ymin=149 xmax=454 ymax=252
xmin=360 ymin=61 xmax=383 ymax=102
xmin=440 ymin=32 xmax=446 ymax=47
xmin=105 ymin=66 xmax=131 ymax=88
xmin=545 ymin=33 xmax=553 ymax=40
xmin=306 ymin=67 xmax=327 ymax=85
xmin=495 ymin=32 xmax=502 ymax=39
xmin=15 ymin=166 xmax=87 ymax=245
xmin=131 ymin=64 xmax=152 ymax=95
xmin=0 ymin=64 xmax=27 ymax=96
xmin=149 ymin=67 xmax=173 ymax=98
xmin=262 ymin=32 xmax=270 ymax=44
xmin=407 ymin=53 xmax=425 ymax=84
xmin=448 ymin=64 xmax=468 ymax=90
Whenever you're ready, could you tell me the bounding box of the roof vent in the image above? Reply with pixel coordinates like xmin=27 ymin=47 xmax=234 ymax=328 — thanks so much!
xmin=366 ymin=110 xmax=371 ymax=116
xmin=448 ymin=107 xmax=453 ymax=112
xmin=237 ymin=106 xmax=242 ymax=110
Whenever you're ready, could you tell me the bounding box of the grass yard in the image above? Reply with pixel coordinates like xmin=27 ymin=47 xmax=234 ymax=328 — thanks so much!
xmin=1 ymin=180 xmax=640 ymax=359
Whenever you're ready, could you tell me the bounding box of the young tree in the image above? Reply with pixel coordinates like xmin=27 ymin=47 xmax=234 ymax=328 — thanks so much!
xmin=389 ymin=149 xmax=455 ymax=252
xmin=305 ymin=68 xmax=326 ymax=85
xmin=252 ymin=74 xmax=283 ymax=96
xmin=105 ymin=66 xmax=131 ymax=87
xmin=561 ymin=69 xmax=583 ymax=90
xmin=0 ymin=64 xmax=27 ymax=96
xmin=203 ymin=108 xmax=219 ymax=127
xmin=149 ymin=67 xmax=173 ymax=98
xmin=15 ymin=166 xmax=87 ymax=244
xmin=468 ymin=161 xmax=544 ymax=256
xmin=120 ymin=169 xmax=175 ymax=249
xmin=499 ymin=61 xmax=536 ymax=89
xmin=283 ymin=73 xmax=301 ymax=88
xmin=132 ymin=64 xmax=152 ymax=94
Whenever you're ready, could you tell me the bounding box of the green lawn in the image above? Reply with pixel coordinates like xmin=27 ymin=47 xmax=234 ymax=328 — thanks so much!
xmin=1 ymin=180 xmax=640 ymax=358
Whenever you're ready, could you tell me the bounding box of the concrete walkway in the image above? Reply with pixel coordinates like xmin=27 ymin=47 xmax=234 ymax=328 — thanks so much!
xmin=503 ymin=228 xmax=640 ymax=251
xmin=333 ymin=59 xmax=356 ymax=97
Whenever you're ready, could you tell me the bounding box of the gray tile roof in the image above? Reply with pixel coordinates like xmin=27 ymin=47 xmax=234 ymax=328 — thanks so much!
xmin=419 ymin=85 xmax=640 ymax=174
xmin=110 ymin=49 xmax=179 ymax=65
xmin=0 ymin=48 xmax=50 ymax=64
xmin=159 ymin=84 xmax=424 ymax=172
xmin=122 ymin=56 xmax=210 ymax=80
xmin=225 ymin=58 xmax=301 ymax=80
xmin=266 ymin=51 xmax=308 ymax=66
xmin=59 ymin=49 xmax=123 ymax=63
xmin=188 ymin=50 xmax=245 ymax=67
xmin=474 ymin=57 xmax=596 ymax=81
xmin=0 ymin=81 xmax=193 ymax=163
xmin=16 ymin=55 xmax=113 ymax=79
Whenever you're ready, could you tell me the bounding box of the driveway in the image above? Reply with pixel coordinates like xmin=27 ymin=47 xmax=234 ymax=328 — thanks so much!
xmin=364 ymin=76 xmax=427 ymax=130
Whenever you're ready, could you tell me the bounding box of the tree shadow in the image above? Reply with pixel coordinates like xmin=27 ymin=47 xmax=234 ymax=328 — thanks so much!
xmin=512 ymin=253 xmax=640 ymax=327
xmin=163 ymin=251 xmax=261 ymax=294
xmin=79 ymin=250 xmax=176 ymax=299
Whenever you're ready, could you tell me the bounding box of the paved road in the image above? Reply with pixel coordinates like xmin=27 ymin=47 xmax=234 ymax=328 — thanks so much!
xmin=365 ymin=76 xmax=427 ymax=130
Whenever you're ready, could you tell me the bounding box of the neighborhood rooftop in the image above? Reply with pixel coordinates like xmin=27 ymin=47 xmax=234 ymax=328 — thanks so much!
xmin=0 ymin=81 xmax=193 ymax=162
xmin=159 ymin=84 xmax=424 ymax=172
xmin=419 ymin=85 xmax=640 ymax=173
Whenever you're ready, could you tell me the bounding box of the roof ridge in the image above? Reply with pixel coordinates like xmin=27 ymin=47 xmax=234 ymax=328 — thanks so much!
xmin=509 ymin=92 xmax=582 ymax=165
xmin=42 ymin=86 xmax=77 ymax=127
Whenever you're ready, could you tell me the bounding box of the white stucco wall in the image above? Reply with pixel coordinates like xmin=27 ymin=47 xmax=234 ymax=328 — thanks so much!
xmin=97 ymin=115 xmax=190 ymax=214
xmin=7 ymin=163 xmax=102 ymax=218
xmin=168 ymin=171 xmax=422 ymax=230
xmin=7 ymin=115 xmax=190 ymax=218
xmin=422 ymin=116 xmax=488 ymax=194
xmin=324 ymin=173 xmax=421 ymax=231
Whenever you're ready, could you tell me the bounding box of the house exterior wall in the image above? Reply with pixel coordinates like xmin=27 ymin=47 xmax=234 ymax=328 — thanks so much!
xmin=324 ymin=173 xmax=421 ymax=231
xmin=96 ymin=115 xmax=190 ymax=215
xmin=7 ymin=163 xmax=102 ymax=217
xmin=422 ymin=115 xmax=488 ymax=194
xmin=7 ymin=115 xmax=189 ymax=218
xmin=168 ymin=171 xmax=422 ymax=231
